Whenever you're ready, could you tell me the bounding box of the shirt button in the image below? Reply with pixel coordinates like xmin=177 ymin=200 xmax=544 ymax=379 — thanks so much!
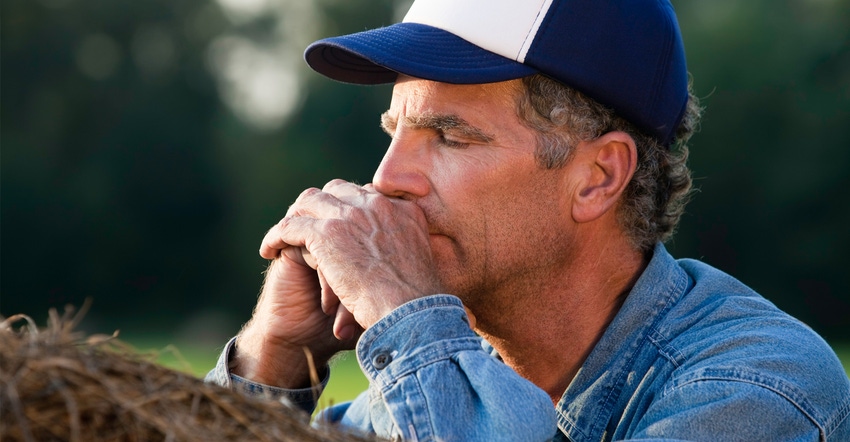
xmin=372 ymin=352 xmax=392 ymax=369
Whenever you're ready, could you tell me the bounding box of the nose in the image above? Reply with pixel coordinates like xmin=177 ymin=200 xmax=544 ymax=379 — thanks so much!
xmin=372 ymin=135 xmax=431 ymax=199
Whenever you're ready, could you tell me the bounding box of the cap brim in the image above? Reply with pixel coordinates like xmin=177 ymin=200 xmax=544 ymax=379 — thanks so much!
xmin=304 ymin=22 xmax=537 ymax=85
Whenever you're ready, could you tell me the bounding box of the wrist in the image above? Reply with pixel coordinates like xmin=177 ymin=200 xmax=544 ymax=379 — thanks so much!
xmin=231 ymin=328 xmax=329 ymax=389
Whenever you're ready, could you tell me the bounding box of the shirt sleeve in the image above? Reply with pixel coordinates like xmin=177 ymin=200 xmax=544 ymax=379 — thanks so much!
xmin=327 ymin=294 xmax=556 ymax=441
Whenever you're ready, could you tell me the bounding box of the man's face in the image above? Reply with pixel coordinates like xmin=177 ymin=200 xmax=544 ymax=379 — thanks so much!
xmin=373 ymin=76 xmax=577 ymax=311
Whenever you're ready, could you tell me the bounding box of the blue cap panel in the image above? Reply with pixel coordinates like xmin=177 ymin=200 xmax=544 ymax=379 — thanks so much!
xmin=525 ymin=0 xmax=688 ymax=144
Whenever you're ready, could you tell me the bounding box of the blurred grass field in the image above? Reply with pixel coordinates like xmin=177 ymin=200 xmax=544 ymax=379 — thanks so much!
xmin=125 ymin=335 xmax=850 ymax=407
xmin=123 ymin=334 xmax=369 ymax=405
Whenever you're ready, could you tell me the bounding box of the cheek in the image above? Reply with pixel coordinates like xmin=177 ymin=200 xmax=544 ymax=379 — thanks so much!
xmin=428 ymin=149 xmax=551 ymax=242
xmin=482 ymin=172 xmax=568 ymax=253
xmin=430 ymin=152 xmax=545 ymax=236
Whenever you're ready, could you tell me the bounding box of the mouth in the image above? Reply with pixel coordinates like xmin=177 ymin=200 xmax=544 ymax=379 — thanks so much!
xmin=428 ymin=232 xmax=456 ymax=248
xmin=427 ymin=226 xmax=448 ymax=237
xmin=427 ymin=230 xmax=451 ymax=242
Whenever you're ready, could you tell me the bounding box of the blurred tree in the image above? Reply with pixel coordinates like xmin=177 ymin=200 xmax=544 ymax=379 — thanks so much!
xmin=3 ymin=0 xmax=234 ymax=331
xmin=1 ymin=0 xmax=848 ymax=341
xmin=0 ymin=0 xmax=398 ymax=337
xmin=672 ymin=0 xmax=850 ymax=339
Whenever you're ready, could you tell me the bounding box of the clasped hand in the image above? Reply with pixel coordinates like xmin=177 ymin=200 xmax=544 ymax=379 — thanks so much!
xmin=249 ymin=180 xmax=441 ymax=367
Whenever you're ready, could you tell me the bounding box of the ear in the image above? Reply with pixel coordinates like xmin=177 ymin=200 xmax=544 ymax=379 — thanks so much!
xmin=571 ymin=131 xmax=637 ymax=223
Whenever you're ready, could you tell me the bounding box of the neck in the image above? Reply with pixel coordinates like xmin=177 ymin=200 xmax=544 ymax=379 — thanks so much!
xmin=472 ymin=235 xmax=647 ymax=405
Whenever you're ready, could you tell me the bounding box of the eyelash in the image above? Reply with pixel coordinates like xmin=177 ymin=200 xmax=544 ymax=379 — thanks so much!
xmin=438 ymin=132 xmax=469 ymax=149
xmin=382 ymin=127 xmax=470 ymax=149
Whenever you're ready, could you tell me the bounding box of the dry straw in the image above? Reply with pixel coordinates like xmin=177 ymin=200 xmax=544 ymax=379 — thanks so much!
xmin=0 ymin=303 xmax=375 ymax=442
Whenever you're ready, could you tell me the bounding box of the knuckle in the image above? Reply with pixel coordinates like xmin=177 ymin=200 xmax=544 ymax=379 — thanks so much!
xmin=276 ymin=216 xmax=293 ymax=230
xmin=298 ymin=187 xmax=321 ymax=201
xmin=321 ymin=218 xmax=346 ymax=238
xmin=322 ymin=178 xmax=347 ymax=191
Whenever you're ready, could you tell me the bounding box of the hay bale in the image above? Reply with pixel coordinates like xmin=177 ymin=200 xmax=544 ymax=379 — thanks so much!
xmin=0 ymin=304 xmax=375 ymax=442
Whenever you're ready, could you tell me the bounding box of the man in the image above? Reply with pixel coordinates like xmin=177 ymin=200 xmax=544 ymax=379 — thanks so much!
xmin=207 ymin=1 xmax=850 ymax=440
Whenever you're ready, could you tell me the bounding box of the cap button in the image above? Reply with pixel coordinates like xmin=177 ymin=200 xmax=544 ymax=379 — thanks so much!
xmin=372 ymin=352 xmax=392 ymax=370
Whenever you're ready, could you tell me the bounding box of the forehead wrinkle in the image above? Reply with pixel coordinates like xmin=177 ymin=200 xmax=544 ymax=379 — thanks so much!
xmin=405 ymin=113 xmax=495 ymax=143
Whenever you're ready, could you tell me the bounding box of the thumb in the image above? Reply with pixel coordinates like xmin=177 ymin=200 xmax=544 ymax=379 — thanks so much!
xmin=281 ymin=246 xmax=317 ymax=268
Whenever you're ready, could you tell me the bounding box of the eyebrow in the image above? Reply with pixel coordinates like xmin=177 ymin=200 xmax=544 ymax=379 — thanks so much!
xmin=381 ymin=111 xmax=495 ymax=144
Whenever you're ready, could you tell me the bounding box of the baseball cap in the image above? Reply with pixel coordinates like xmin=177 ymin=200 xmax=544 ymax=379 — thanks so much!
xmin=304 ymin=0 xmax=689 ymax=146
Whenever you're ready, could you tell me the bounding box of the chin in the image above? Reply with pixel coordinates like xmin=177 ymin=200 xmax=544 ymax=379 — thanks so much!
xmin=428 ymin=237 xmax=472 ymax=292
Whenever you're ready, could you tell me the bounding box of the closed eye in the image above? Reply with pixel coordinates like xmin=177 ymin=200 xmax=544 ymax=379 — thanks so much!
xmin=437 ymin=132 xmax=469 ymax=149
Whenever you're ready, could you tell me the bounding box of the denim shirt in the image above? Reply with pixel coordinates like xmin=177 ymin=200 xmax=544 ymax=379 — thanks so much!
xmin=207 ymin=244 xmax=850 ymax=441
xmin=206 ymin=296 xmax=557 ymax=441
xmin=550 ymin=244 xmax=850 ymax=441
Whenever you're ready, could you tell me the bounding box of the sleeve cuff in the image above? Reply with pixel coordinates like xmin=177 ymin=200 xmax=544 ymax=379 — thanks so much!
xmin=356 ymin=294 xmax=482 ymax=389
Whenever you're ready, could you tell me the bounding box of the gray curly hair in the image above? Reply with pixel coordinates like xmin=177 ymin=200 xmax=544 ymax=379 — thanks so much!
xmin=514 ymin=74 xmax=702 ymax=252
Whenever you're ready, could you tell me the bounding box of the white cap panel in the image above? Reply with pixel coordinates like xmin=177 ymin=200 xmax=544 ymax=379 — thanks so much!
xmin=403 ymin=0 xmax=553 ymax=62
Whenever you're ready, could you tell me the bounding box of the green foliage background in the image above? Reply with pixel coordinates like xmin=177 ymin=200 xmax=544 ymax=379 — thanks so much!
xmin=2 ymin=0 xmax=849 ymax=354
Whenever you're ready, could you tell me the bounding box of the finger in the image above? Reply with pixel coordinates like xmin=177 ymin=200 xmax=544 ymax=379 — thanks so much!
xmin=264 ymin=187 xmax=340 ymax=260
xmin=267 ymin=216 xmax=335 ymax=266
xmin=333 ymin=304 xmax=359 ymax=341
xmin=281 ymin=186 xmax=344 ymax=221
xmin=279 ymin=245 xmax=316 ymax=268
xmin=260 ymin=216 xmax=316 ymax=260
xmin=318 ymin=268 xmax=339 ymax=315
xmin=289 ymin=186 xmax=350 ymax=220
xmin=285 ymin=187 xmax=320 ymax=216
xmin=260 ymin=217 xmax=297 ymax=259
xmin=300 ymin=247 xmax=317 ymax=268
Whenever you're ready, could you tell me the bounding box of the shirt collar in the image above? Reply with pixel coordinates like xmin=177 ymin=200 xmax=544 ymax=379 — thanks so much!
xmin=554 ymin=243 xmax=691 ymax=441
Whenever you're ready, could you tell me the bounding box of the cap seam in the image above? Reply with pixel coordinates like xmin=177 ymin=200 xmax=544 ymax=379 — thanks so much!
xmin=518 ymin=0 xmax=554 ymax=62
